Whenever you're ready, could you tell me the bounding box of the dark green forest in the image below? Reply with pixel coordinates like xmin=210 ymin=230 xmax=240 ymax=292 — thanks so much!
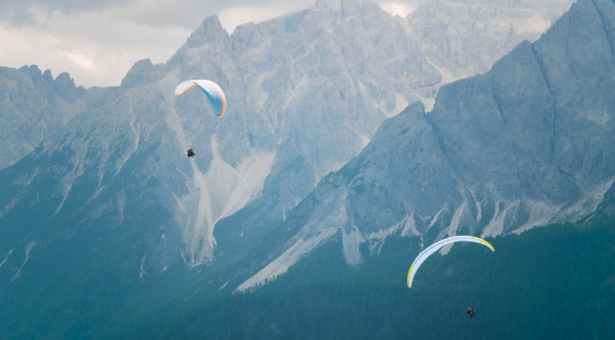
xmin=6 ymin=215 xmax=613 ymax=339
xmin=128 ymin=218 xmax=615 ymax=340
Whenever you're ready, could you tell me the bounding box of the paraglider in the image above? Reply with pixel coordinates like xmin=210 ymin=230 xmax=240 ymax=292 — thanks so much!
xmin=174 ymin=79 xmax=227 ymax=117
xmin=175 ymin=80 xmax=226 ymax=159
xmin=466 ymin=307 xmax=475 ymax=319
xmin=407 ymin=236 xmax=494 ymax=288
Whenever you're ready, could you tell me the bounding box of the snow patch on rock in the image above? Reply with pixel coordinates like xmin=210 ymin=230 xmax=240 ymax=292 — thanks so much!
xmin=440 ymin=201 xmax=467 ymax=255
xmin=139 ymin=255 xmax=148 ymax=279
xmin=0 ymin=249 xmax=14 ymax=269
xmin=481 ymin=201 xmax=517 ymax=238
xmin=427 ymin=205 xmax=447 ymax=231
xmin=11 ymin=240 xmax=35 ymax=282
xmin=512 ymin=201 xmax=562 ymax=235
xmin=400 ymin=213 xmax=420 ymax=237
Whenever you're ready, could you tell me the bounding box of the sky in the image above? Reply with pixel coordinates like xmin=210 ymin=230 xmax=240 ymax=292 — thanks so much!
xmin=0 ymin=0 xmax=427 ymax=88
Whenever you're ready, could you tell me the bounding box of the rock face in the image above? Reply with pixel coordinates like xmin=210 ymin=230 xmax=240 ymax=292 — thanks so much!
xmin=0 ymin=0 xmax=574 ymax=255
xmin=0 ymin=66 xmax=87 ymax=170
xmin=405 ymin=0 xmax=575 ymax=81
xmin=0 ymin=0 xmax=586 ymax=336
xmin=238 ymin=0 xmax=615 ymax=290
xmin=0 ymin=0 xmax=444 ymax=272
xmin=0 ymin=1 xmax=440 ymax=311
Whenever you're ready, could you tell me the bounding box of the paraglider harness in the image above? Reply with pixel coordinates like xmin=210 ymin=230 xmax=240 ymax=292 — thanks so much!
xmin=187 ymin=148 xmax=195 ymax=158
xmin=466 ymin=307 xmax=475 ymax=319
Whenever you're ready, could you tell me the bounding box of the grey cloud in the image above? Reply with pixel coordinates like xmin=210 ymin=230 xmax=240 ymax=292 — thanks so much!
xmin=0 ymin=0 xmax=129 ymax=25
xmin=408 ymin=0 xmax=427 ymax=6
xmin=0 ymin=0 xmax=314 ymax=27
xmin=0 ymin=0 xmax=429 ymax=88
xmin=117 ymin=0 xmax=317 ymax=29
xmin=0 ymin=0 xmax=128 ymax=12
xmin=1 ymin=0 xmax=428 ymax=28
xmin=118 ymin=0 xmax=429 ymax=34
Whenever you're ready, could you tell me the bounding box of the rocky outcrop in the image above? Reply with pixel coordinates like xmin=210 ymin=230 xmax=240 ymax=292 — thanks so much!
xmin=0 ymin=66 xmax=87 ymax=170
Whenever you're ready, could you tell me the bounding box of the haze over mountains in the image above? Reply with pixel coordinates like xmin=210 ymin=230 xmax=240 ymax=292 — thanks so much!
xmin=0 ymin=0 xmax=574 ymax=276
xmin=0 ymin=0 xmax=575 ymax=262
xmin=6 ymin=0 xmax=614 ymax=338
xmin=0 ymin=0 xmax=574 ymax=173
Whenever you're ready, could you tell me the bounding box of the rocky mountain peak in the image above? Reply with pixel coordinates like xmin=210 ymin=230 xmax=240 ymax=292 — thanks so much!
xmin=0 ymin=65 xmax=87 ymax=170
xmin=314 ymin=0 xmax=384 ymax=22
xmin=120 ymin=58 xmax=162 ymax=90
xmin=54 ymin=72 xmax=86 ymax=103
xmin=43 ymin=69 xmax=54 ymax=84
xmin=186 ymin=15 xmax=230 ymax=49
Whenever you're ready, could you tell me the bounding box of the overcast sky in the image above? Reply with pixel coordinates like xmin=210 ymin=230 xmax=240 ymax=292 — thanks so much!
xmin=0 ymin=0 xmax=427 ymax=88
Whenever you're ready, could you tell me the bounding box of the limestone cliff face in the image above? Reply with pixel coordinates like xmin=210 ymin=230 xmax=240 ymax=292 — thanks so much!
xmin=0 ymin=1 xmax=440 ymax=286
xmin=428 ymin=0 xmax=615 ymax=233
xmin=0 ymin=0 xmax=574 ymax=250
xmin=0 ymin=0 xmax=590 ymax=324
xmin=0 ymin=0 xmax=442 ymax=270
xmin=0 ymin=66 xmax=86 ymax=170
xmin=405 ymin=0 xmax=575 ymax=81
xmin=238 ymin=0 xmax=615 ymax=290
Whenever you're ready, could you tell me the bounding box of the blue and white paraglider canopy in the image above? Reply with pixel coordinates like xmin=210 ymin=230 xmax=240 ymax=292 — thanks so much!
xmin=174 ymin=79 xmax=227 ymax=117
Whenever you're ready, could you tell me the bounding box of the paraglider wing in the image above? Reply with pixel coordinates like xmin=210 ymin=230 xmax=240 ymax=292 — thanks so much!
xmin=174 ymin=80 xmax=227 ymax=117
xmin=407 ymin=236 xmax=494 ymax=288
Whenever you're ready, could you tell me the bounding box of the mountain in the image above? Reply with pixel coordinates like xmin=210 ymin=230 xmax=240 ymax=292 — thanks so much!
xmin=0 ymin=0 xmax=588 ymax=337
xmin=0 ymin=0 xmax=574 ymax=174
xmin=405 ymin=0 xmax=575 ymax=81
xmin=237 ymin=0 xmax=615 ymax=290
xmin=0 ymin=1 xmax=439 ymax=337
xmin=0 ymin=66 xmax=87 ymax=170
xmin=0 ymin=0 xmax=573 ymax=265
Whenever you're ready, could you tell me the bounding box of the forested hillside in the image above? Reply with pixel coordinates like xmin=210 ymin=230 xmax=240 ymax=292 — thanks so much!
xmin=128 ymin=218 xmax=615 ymax=339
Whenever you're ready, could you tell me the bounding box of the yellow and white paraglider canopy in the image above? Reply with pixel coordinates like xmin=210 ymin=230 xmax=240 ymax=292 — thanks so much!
xmin=407 ymin=236 xmax=494 ymax=288
xmin=174 ymin=79 xmax=227 ymax=117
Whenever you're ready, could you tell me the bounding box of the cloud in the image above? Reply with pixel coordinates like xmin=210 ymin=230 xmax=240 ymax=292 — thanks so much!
xmin=217 ymin=4 xmax=308 ymax=33
xmin=0 ymin=8 xmax=191 ymax=87
xmin=0 ymin=0 xmax=427 ymax=87
xmin=0 ymin=0 xmax=129 ymax=25
xmin=1 ymin=0 xmax=315 ymax=28
xmin=377 ymin=2 xmax=417 ymax=18
xmin=63 ymin=51 xmax=97 ymax=70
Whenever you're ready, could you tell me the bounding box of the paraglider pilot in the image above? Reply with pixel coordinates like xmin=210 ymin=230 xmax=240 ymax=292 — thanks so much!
xmin=466 ymin=307 xmax=475 ymax=319
xmin=187 ymin=147 xmax=195 ymax=158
